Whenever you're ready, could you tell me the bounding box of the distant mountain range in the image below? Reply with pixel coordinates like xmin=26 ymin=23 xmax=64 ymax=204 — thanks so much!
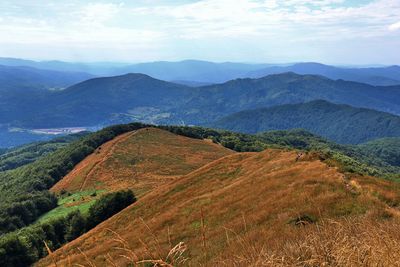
xmin=248 ymin=62 xmax=400 ymax=86
xmin=2 ymin=72 xmax=400 ymax=131
xmin=210 ymin=100 xmax=400 ymax=144
xmin=1 ymin=58 xmax=399 ymax=85
xmin=0 ymin=62 xmax=400 ymax=147
xmin=0 ymin=64 xmax=93 ymax=91
xmin=109 ymin=60 xmax=270 ymax=84
xmin=179 ymin=72 xmax=400 ymax=124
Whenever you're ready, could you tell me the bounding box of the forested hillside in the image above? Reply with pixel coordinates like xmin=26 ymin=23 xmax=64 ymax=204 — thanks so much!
xmin=2 ymin=73 xmax=400 ymax=130
xmin=0 ymin=133 xmax=87 ymax=171
xmin=211 ymin=100 xmax=400 ymax=144
xmin=0 ymin=123 xmax=149 ymax=235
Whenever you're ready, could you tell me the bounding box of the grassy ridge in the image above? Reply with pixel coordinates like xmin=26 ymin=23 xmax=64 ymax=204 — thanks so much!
xmin=38 ymin=147 xmax=400 ymax=266
xmin=0 ymin=123 xmax=399 ymax=236
xmin=258 ymin=129 xmax=400 ymax=179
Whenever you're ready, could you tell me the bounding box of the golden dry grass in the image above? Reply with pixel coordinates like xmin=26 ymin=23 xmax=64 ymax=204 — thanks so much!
xmin=217 ymin=217 xmax=400 ymax=266
xmin=36 ymin=141 xmax=400 ymax=267
xmin=51 ymin=128 xmax=233 ymax=196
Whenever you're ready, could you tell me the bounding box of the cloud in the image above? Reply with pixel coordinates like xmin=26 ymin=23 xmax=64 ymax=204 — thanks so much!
xmin=132 ymin=0 xmax=400 ymax=40
xmin=0 ymin=0 xmax=399 ymax=63
xmin=388 ymin=21 xmax=400 ymax=31
xmin=78 ymin=3 xmax=121 ymax=26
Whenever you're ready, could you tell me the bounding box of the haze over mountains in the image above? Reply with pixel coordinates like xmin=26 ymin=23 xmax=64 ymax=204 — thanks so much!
xmin=24 ymin=72 xmax=400 ymax=126
xmin=1 ymin=57 xmax=399 ymax=85
xmin=248 ymin=62 xmax=400 ymax=86
xmin=1 ymin=58 xmax=400 ymax=148
xmin=0 ymin=65 xmax=94 ymax=91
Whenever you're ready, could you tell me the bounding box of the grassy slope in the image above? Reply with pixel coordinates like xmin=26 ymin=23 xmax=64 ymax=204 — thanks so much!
xmin=36 ymin=189 xmax=105 ymax=223
xmin=50 ymin=127 xmax=233 ymax=206
xmin=37 ymin=142 xmax=400 ymax=266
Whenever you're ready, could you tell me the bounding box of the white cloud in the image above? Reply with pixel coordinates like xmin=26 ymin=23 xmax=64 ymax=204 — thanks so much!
xmin=132 ymin=0 xmax=400 ymax=40
xmin=78 ymin=3 xmax=121 ymax=26
xmin=0 ymin=0 xmax=399 ymax=63
xmin=388 ymin=21 xmax=400 ymax=31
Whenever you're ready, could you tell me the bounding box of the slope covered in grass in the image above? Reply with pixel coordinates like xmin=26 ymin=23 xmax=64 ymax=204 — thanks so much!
xmin=37 ymin=146 xmax=400 ymax=266
xmin=52 ymin=128 xmax=234 ymax=196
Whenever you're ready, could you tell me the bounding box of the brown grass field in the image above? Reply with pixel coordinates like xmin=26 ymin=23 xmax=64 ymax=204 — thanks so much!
xmin=51 ymin=128 xmax=233 ymax=197
xmin=38 ymin=128 xmax=400 ymax=266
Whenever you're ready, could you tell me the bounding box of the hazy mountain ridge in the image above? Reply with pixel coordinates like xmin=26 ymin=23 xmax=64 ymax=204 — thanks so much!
xmin=249 ymin=62 xmax=400 ymax=86
xmin=0 ymin=64 xmax=94 ymax=91
xmin=1 ymin=58 xmax=399 ymax=86
xmin=2 ymin=72 xmax=400 ymax=131
xmin=179 ymin=72 xmax=400 ymax=124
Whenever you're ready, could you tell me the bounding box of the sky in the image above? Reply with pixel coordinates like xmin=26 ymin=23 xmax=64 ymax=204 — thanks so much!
xmin=0 ymin=0 xmax=399 ymax=65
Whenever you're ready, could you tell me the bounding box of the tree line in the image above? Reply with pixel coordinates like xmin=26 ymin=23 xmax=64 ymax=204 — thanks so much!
xmin=0 ymin=190 xmax=136 ymax=267
xmin=0 ymin=123 xmax=150 ymax=235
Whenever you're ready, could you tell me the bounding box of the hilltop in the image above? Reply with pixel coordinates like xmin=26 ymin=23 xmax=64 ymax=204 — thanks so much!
xmin=37 ymin=134 xmax=400 ymax=266
xmin=51 ymin=128 xmax=233 ymax=196
xmin=211 ymin=100 xmax=400 ymax=144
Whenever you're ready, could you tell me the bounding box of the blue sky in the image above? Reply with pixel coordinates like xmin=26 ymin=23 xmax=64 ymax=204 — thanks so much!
xmin=0 ymin=0 xmax=399 ymax=64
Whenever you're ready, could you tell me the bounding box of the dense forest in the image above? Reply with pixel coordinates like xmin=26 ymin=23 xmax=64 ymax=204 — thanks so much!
xmin=210 ymin=100 xmax=400 ymax=144
xmin=0 ymin=133 xmax=87 ymax=171
xmin=0 ymin=190 xmax=135 ymax=266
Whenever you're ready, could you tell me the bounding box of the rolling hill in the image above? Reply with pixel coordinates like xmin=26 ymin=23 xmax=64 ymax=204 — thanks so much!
xmin=210 ymin=100 xmax=400 ymax=144
xmin=182 ymin=73 xmax=400 ymax=124
xmin=51 ymin=128 xmax=233 ymax=196
xmin=1 ymin=72 xmax=400 ymax=149
xmin=3 ymin=72 xmax=400 ymax=130
xmin=1 ymin=73 xmax=191 ymax=128
xmin=35 ymin=128 xmax=400 ymax=266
